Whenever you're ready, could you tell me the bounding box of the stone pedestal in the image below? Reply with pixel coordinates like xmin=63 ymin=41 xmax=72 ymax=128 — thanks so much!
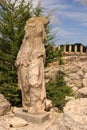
xmin=14 ymin=108 xmax=49 ymax=124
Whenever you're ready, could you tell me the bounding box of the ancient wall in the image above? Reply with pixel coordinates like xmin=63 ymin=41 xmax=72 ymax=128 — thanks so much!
xmin=58 ymin=43 xmax=87 ymax=55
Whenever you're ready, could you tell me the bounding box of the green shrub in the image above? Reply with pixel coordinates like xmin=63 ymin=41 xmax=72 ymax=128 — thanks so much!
xmin=46 ymin=70 xmax=74 ymax=110
xmin=0 ymin=83 xmax=22 ymax=106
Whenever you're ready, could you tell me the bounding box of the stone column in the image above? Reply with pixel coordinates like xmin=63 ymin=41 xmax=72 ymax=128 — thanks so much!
xmin=75 ymin=45 xmax=77 ymax=53
xmin=80 ymin=45 xmax=83 ymax=54
xmin=64 ymin=45 xmax=66 ymax=53
xmin=69 ymin=45 xmax=72 ymax=53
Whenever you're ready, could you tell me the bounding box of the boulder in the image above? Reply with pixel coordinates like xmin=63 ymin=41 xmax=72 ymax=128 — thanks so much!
xmin=77 ymin=69 xmax=84 ymax=77
xmin=45 ymin=99 xmax=52 ymax=111
xmin=58 ymin=98 xmax=87 ymax=130
xmin=82 ymin=78 xmax=87 ymax=87
xmin=8 ymin=117 xmax=28 ymax=128
xmin=0 ymin=94 xmax=11 ymax=116
xmin=82 ymin=73 xmax=87 ymax=88
xmin=77 ymin=87 xmax=87 ymax=97
xmin=81 ymin=63 xmax=87 ymax=72
xmin=0 ymin=120 xmax=10 ymax=130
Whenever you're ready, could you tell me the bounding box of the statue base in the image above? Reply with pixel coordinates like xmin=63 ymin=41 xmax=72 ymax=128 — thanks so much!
xmin=14 ymin=108 xmax=49 ymax=124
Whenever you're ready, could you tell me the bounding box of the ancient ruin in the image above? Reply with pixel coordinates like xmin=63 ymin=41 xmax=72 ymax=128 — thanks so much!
xmin=15 ymin=17 xmax=49 ymax=114
xmin=58 ymin=43 xmax=87 ymax=55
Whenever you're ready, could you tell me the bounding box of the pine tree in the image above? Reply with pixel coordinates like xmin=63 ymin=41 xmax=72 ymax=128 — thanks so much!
xmin=0 ymin=0 xmax=33 ymax=105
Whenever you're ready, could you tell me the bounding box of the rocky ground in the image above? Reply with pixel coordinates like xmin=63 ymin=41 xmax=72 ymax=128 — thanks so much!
xmin=1 ymin=98 xmax=87 ymax=130
xmin=0 ymin=94 xmax=62 ymax=130
xmin=1 ymin=55 xmax=87 ymax=130
xmin=0 ymin=108 xmax=62 ymax=130
xmin=1 ymin=93 xmax=87 ymax=130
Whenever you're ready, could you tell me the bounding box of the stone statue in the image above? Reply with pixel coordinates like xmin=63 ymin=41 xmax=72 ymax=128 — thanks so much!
xmin=15 ymin=17 xmax=49 ymax=114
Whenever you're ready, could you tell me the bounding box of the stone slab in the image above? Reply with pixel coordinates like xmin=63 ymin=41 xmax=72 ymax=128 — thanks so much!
xmin=14 ymin=108 xmax=49 ymax=124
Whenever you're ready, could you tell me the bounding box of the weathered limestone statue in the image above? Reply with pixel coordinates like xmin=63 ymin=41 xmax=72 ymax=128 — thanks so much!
xmin=15 ymin=17 xmax=49 ymax=114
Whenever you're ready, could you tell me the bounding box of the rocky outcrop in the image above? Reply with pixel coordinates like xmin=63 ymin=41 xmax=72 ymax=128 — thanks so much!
xmin=45 ymin=55 xmax=87 ymax=95
xmin=0 ymin=94 xmax=11 ymax=116
xmin=58 ymin=98 xmax=87 ymax=130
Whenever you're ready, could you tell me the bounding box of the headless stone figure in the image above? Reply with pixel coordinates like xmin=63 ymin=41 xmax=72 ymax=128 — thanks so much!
xmin=15 ymin=17 xmax=49 ymax=114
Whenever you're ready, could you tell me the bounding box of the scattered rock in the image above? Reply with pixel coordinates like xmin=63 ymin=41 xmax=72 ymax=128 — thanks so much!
xmin=9 ymin=117 xmax=28 ymax=128
xmin=45 ymin=99 xmax=52 ymax=111
xmin=72 ymin=86 xmax=78 ymax=92
xmin=58 ymin=98 xmax=87 ymax=130
xmin=78 ymin=87 xmax=87 ymax=97
xmin=65 ymin=96 xmax=75 ymax=102
xmin=84 ymin=73 xmax=87 ymax=78
xmin=77 ymin=69 xmax=84 ymax=77
xmin=0 ymin=94 xmax=11 ymax=116
xmin=82 ymin=78 xmax=87 ymax=87
xmin=81 ymin=63 xmax=87 ymax=72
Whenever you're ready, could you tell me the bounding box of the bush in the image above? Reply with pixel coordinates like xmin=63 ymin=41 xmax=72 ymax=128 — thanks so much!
xmin=46 ymin=70 xmax=74 ymax=110
xmin=0 ymin=83 xmax=22 ymax=106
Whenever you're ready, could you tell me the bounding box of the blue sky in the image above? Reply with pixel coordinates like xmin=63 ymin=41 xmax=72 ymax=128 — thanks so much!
xmin=33 ymin=0 xmax=87 ymax=46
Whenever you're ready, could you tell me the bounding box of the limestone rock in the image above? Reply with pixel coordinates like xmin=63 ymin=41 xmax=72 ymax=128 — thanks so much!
xmin=67 ymin=73 xmax=80 ymax=80
xmin=78 ymin=87 xmax=87 ymax=97
xmin=65 ymin=96 xmax=75 ymax=102
xmin=58 ymin=98 xmax=87 ymax=130
xmin=9 ymin=117 xmax=28 ymax=128
xmin=45 ymin=99 xmax=52 ymax=111
xmin=0 ymin=94 xmax=11 ymax=116
xmin=82 ymin=78 xmax=87 ymax=87
xmin=0 ymin=120 xmax=10 ymax=130
xmin=10 ymin=128 xmax=17 ymax=130
xmin=84 ymin=73 xmax=87 ymax=78
xmin=81 ymin=63 xmax=87 ymax=72
xmin=72 ymin=86 xmax=78 ymax=92
xmin=77 ymin=69 xmax=84 ymax=77
xmin=73 ymin=79 xmax=82 ymax=88
xmin=64 ymin=65 xmax=79 ymax=74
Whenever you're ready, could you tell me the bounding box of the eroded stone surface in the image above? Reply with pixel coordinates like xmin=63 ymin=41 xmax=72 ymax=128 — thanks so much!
xmin=58 ymin=98 xmax=87 ymax=130
xmin=0 ymin=94 xmax=11 ymax=116
xmin=78 ymin=87 xmax=87 ymax=97
xmin=0 ymin=120 xmax=10 ymax=130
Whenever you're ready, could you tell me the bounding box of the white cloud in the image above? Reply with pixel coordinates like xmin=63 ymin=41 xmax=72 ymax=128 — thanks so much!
xmin=74 ymin=0 xmax=87 ymax=6
xmin=51 ymin=27 xmax=76 ymax=45
xmin=58 ymin=10 xmax=87 ymax=26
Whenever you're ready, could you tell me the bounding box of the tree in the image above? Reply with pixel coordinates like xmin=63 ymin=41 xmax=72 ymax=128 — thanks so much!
xmin=0 ymin=0 xmax=33 ymax=105
xmin=33 ymin=0 xmax=43 ymax=16
xmin=46 ymin=70 xmax=74 ymax=110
